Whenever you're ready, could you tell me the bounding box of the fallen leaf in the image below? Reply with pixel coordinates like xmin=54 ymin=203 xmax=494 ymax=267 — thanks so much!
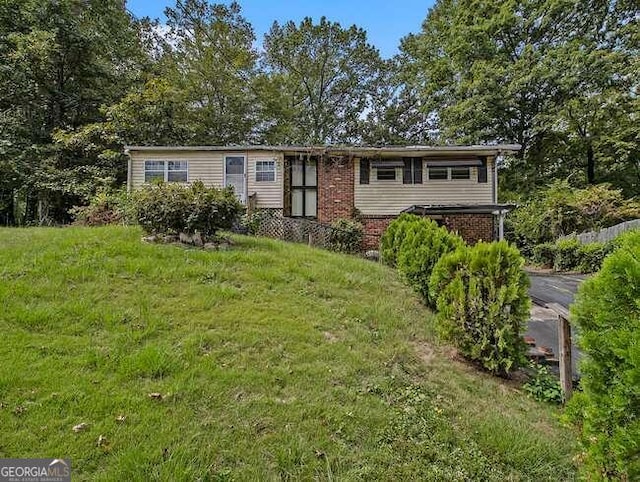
xmin=73 ymin=423 xmax=88 ymax=432
xmin=148 ymin=392 xmax=163 ymax=400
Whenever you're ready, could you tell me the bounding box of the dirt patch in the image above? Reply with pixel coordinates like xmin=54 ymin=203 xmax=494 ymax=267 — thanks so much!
xmin=412 ymin=341 xmax=436 ymax=364
xmin=323 ymin=331 xmax=339 ymax=343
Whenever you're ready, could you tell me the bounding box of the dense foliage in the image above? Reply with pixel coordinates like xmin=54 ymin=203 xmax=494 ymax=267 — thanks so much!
xmin=70 ymin=189 xmax=135 ymax=226
xmin=401 ymin=0 xmax=639 ymax=194
xmin=327 ymin=218 xmax=364 ymax=254
xmin=507 ymin=181 xmax=640 ymax=257
xmin=379 ymin=213 xmax=422 ymax=267
xmin=569 ymin=231 xmax=640 ymax=479
xmin=522 ymin=362 xmax=563 ymax=404
xmin=532 ymin=239 xmax=614 ymax=274
xmin=134 ymin=181 xmax=242 ymax=238
xmin=429 ymin=241 xmax=530 ymax=376
xmin=396 ymin=218 xmax=464 ymax=307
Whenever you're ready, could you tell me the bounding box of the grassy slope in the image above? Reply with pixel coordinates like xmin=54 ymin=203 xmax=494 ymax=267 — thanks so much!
xmin=0 ymin=227 xmax=576 ymax=480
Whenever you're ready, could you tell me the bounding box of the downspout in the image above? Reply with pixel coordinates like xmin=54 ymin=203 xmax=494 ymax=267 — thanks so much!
xmin=492 ymin=154 xmax=499 ymax=204
xmin=498 ymin=210 xmax=505 ymax=241
xmin=124 ymin=148 xmax=132 ymax=193
xmin=493 ymin=153 xmax=501 ymax=240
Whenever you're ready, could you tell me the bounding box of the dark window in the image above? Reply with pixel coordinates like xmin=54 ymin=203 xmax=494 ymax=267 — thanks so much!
xmin=403 ymin=158 xmax=423 ymax=184
xmin=360 ymin=158 xmax=370 ymax=184
xmin=450 ymin=167 xmax=471 ymax=180
xmin=290 ymin=157 xmax=317 ymax=217
xmin=428 ymin=167 xmax=448 ymax=180
xmin=376 ymin=168 xmax=396 ymax=181
xmin=478 ymin=157 xmax=488 ymax=183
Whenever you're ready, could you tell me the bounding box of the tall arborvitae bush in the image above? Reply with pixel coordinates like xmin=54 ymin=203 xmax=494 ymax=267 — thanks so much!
xmin=396 ymin=218 xmax=464 ymax=307
xmin=429 ymin=241 xmax=530 ymax=376
xmin=568 ymin=230 xmax=640 ymax=479
xmin=379 ymin=213 xmax=422 ymax=266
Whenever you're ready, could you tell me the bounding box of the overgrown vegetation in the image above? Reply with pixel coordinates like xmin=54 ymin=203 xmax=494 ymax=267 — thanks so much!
xmin=506 ymin=181 xmax=640 ymax=259
xmin=133 ymin=181 xmax=242 ymax=239
xmin=568 ymin=230 xmax=640 ymax=479
xmin=0 ymin=226 xmax=577 ymax=479
xmin=327 ymin=218 xmax=364 ymax=254
xmin=522 ymin=362 xmax=563 ymax=404
xmin=429 ymin=242 xmax=530 ymax=377
xmin=70 ymin=189 xmax=135 ymax=226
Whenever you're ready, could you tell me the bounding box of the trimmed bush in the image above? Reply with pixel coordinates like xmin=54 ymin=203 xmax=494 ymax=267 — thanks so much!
xmin=70 ymin=188 xmax=135 ymax=226
xmin=568 ymin=230 xmax=640 ymax=479
xmin=396 ymin=218 xmax=464 ymax=307
xmin=553 ymin=238 xmax=581 ymax=271
xmin=327 ymin=218 xmax=364 ymax=254
xmin=576 ymin=242 xmax=613 ymax=274
xmin=133 ymin=181 xmax=242 ymax=239
xmin=379 ymin=213 xmax=422 ymax=266
xmin=429 ymin=241 xmax=530 ymax=377
xmin=532 ymin=242 xmax=556 ymax=267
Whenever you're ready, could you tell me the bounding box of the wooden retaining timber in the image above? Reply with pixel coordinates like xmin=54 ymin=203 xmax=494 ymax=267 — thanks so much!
xmin=545 ymin=302 xmax=573 ymax=402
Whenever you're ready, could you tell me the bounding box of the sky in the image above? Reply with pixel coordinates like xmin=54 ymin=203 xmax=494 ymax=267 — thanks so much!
xmin=126 ymin=0 xmax=436 ymax=58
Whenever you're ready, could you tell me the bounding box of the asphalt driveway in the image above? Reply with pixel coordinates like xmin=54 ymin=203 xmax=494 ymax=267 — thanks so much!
xmin=525 ymin=271 xmax=588 ymax=376
xmin=528 ymin=271 xmax=587 ymax=308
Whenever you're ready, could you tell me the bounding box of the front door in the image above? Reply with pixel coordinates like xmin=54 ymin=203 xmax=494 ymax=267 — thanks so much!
xmin=225 ymin=155 xmax=246 ymax=203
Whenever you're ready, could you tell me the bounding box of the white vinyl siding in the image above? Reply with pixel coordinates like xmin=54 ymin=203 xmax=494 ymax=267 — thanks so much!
xmin=354 ymin=157 xmax=495 ymax=216
xmin=130 ymin=150 xmax=283 ymax=209
xmin=247 ymin=152 xmax=283 ymax=208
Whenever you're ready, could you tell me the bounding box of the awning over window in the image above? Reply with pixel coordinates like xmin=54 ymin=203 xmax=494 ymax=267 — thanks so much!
xmin=370 ymin=159 xmax=405 ymax=168
xmin=425 ymin=158 xmax=483 ymax=167
xmin=403 ymin=203 xmax=516 ymax=215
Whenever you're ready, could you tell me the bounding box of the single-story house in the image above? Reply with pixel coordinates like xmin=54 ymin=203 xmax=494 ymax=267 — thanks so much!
xmin=124 ymin=145 xmax=520 ymax=248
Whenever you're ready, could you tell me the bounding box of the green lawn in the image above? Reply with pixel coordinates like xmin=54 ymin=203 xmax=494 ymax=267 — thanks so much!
xmin=0 ymin=226 xmax=577 ymax=480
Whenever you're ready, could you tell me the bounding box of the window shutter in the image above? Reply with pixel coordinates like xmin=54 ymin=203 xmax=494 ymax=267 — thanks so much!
xmin=413 ymin=158 xmax=423 ymax=184
xmin=360 ymin=159 xmax=370 ymax=184
xmin=403 ymin=158 xmax=412 ymax=184
xmin=477 ymin=156 xmax=488 ymax=183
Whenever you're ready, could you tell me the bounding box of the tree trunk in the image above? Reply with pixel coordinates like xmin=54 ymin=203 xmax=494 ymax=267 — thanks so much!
xmin=587 ymin=143 xmax=595 ymax=184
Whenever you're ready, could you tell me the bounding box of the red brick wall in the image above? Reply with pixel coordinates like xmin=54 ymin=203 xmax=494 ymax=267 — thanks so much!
xmin=311 ymin=156 xmax=495 ymax=249
xmin=317 ymin=157 xmax=354 ymax=223
xmin=361 ymin=213 xmax=495 ymax=250
xmin=361 ymin=216 xmax=395 ymax=250
xmin=443 ymin=214 xmax=495 ymax=244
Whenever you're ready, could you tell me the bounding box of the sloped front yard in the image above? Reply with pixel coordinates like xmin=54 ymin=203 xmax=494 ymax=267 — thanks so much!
xmin=0 ymin=227 xmax=577 ymax=480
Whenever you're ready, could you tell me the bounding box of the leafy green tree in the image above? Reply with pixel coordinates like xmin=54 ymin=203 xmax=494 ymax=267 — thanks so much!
xmin=360 ymin=58 xmax=437 ymax=145
xmin=163 ymin=0 xmax=259 ymax=144
xmin=0 ymin=0 xmax=145 ymax=224
xmin=401 ymin=0 xmax=639 ymax=193
xmin=261 ymin=17 xmax=384 ymax=144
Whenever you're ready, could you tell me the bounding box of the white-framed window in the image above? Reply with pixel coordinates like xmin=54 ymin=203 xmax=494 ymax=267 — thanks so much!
xmin=427 ymin=166 xmax=471 ymax=180
xmin=144 ymin=160 xmax=188 ymax=183
xmin=255 ymin=160 xmax=276 ymax=182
